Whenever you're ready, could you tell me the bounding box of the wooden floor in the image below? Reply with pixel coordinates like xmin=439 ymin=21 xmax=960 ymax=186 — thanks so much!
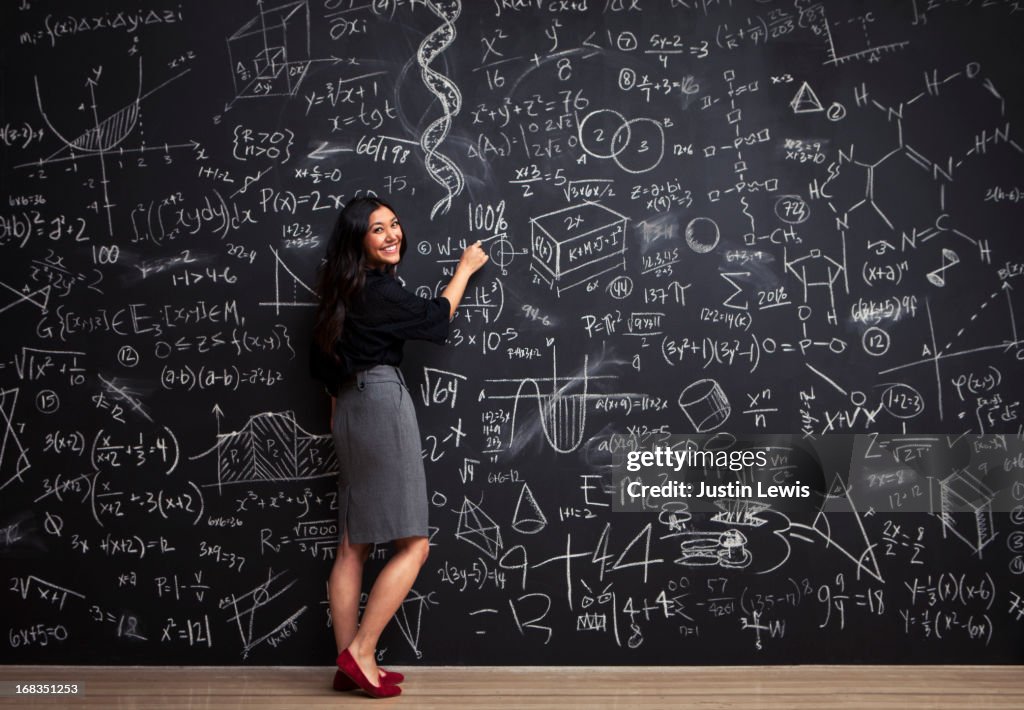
xmin=1 ymin=665 xmax=1021 ymax=708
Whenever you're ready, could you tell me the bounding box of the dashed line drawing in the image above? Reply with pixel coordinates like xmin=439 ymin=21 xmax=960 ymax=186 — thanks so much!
xmin=878 ymin=291 xmax=1021 ymax=426
xmin=258 ymin=246 xmax=320 ymax=314
xmin=799 ymin=4 xmax=910 ymax=66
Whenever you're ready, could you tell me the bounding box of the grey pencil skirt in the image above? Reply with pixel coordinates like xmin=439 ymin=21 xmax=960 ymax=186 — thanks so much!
xmin=332 ymin=364 xmax=429 ymax=544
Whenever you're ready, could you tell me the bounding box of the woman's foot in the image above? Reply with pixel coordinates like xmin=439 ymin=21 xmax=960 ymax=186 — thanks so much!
xmin=336 ymin=647 xmax=401 ymax=698
xmin=333 ymin=668 xmax=404 ymax=691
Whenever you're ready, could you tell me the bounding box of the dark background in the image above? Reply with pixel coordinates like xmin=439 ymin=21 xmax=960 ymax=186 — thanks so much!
xmin=2 ymin=0 xmax=1023 ymax=664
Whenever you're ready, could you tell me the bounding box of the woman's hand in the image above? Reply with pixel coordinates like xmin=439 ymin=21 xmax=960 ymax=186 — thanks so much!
xmin=457 ymin=240 xmax=489 ymax=275
xmin=443 ymin=241 xmax=489 ymax=318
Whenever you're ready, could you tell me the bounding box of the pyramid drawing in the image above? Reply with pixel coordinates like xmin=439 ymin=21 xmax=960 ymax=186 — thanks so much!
xmin=455 ymin=497 xmax=503 ymax=559
xmin=790 ymin=81 xmax=824 ymax=113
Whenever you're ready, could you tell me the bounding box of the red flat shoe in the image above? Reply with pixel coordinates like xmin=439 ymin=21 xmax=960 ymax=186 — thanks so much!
xmin=336 ymin=648 xmax=402 ymax=698
xmin=333 ymin=668 xmax=404 ymax=691
xmin=382 ymin=669 xmax=405 ymax=684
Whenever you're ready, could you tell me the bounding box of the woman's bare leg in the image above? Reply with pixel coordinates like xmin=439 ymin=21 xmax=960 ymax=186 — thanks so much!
xmin=329 ymin=528 xmax=371 ymax=653
xmin=343 ymin=536 xmax=429 ymax=686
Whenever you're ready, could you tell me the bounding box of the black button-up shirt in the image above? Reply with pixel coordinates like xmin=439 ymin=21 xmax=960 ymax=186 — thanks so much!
xmin=309 ymin=267 xmax=451 ymax=396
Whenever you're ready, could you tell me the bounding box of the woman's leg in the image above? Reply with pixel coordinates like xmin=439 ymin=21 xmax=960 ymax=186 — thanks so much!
xmin=329 ymin=527 xmax=372 ymax=653
xmin=343 ymin=535 xmax=429 ymax=686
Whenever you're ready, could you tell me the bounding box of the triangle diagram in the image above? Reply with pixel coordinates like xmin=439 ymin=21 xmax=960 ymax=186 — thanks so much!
xmin=791 ymin=81 xmax=824 ymax=113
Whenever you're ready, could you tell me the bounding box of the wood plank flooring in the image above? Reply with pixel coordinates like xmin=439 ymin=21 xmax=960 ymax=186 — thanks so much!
xmin=1 ymin=665 xmax=1021 ymax=709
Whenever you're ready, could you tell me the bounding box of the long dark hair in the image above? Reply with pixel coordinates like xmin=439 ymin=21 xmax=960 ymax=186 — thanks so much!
xmin=312 ymin=196 xmax=409 ymax=361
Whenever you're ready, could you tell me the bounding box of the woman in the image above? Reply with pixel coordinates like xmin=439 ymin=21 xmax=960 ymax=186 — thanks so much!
xmin=309 ymin=196 xmax=487 ymax=698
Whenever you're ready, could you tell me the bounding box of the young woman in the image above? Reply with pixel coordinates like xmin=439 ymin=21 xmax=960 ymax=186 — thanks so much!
xmin=309 ymin=196 xmax=487 ymax=698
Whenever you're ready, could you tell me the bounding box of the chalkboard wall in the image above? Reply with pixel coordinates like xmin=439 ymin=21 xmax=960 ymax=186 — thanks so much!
xmin=3 ymin=0 xmax=1024 ymax=665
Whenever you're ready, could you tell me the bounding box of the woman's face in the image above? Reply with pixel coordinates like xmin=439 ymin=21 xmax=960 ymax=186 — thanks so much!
xmin=362 ymin=206 xmax=403 ymax=269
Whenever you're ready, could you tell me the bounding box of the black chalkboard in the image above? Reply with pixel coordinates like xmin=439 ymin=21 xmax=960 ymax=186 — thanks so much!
xmin=2 ymin=0 xmax=1024 ymax=666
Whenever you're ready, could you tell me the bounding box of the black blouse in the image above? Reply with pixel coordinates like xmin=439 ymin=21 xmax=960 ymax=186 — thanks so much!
xmin=309 ymin=267 xmax=451 ymax=396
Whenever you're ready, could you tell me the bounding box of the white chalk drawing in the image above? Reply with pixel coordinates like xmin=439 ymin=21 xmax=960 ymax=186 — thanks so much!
xmin=227 ymin=1 xmax=311 ymax=102
xmin=791 ymin=481 xmax=884 ymax=583
xmin=390 ymin=588 xmax=438 ymax=659
xmin=258 ymin=246 xmax=320 ymax=314
xmin=938 ymin=469 xmax=997 ymax=556
xmin=684 ymin=216 xmax=720 ymax=254
xmin=417 ymin=0 xmax=465 ymax=218
xmin=673 ymin=530 xmax=752 ymax=569
xmin=712 ymin=499 xmax=771 ymax=528
xmin=0 ymin=389 xmax=31 ymax=492
xmin=926 ymin=248 xmax=960 ymax=287
xmin=190 ymin=409 xmax=336 ymax=492
xmin=511 ymin=482 xmax=547 ymax=534
xmin=790 ymin=81 xmax=824 ymax=114
xmin=21 ymin=58 xmax=195 ymax=237
xmin=678 ymin=379 xmax=731 ymax=433
xmin=530 ymin=202 xmax=628 ymax=296
xmin=577 ymin=109 xmax=665 ymax=174
xmin=455 ymin=496 xmax=503 ymax=559
xmin=222 ymin=567 xmax=307 ymax=659
xmin=799 ymin=3 xmax=910 ymax=65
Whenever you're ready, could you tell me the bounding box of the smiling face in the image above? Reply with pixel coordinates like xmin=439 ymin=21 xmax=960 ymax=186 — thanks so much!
xmin=362 ymin=205 xmax=403 ymax=269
